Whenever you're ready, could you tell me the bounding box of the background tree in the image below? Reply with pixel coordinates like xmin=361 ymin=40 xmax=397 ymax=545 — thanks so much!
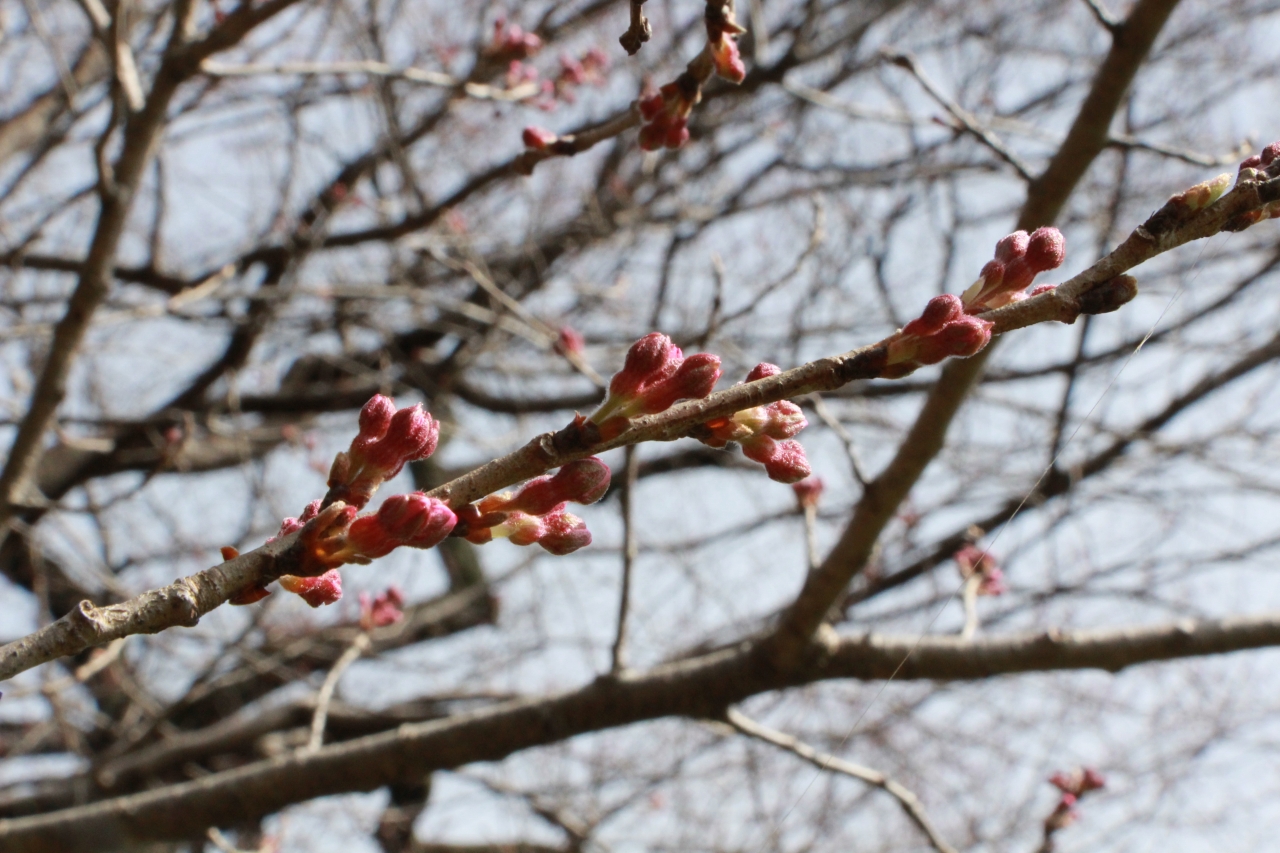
xmin=1 ymin=0 xmax=1280 ymax=851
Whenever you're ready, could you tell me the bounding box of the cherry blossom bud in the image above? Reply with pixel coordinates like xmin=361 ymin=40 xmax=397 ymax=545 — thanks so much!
xmin=632 ymin=353 xmax=722 ymax=414
xmin=955 ymin=544 xmax=1003 ymax=596
xmin=554 ymin=325 xmax=585 ymax=355
xmin=279 ymin=569 xmax=343 ymax=607
xmin=522 ymin=126 xmax=558 ymax=150
xmin=994 ymin=230 xmax=1029 ymax=264
xmin=914 ymin=316 xmax=993 ymax=364
xmin=761 ymin=400 xmax=806 ymax=439
xmin=902 ymin=294 xmax=963 ymax=337
xmin=792 ymin=476 xmax=824 ymax=509
xmin=710 ymin=36 xmax=746 ymax=83
xmin=1081 ymin=768 xmax=1106 ymax=791
xmin=1025 ymin=226 xmax=1066 ymax=272
xmin=480 ymin=458 xmax=612 ymax=516
xmin=538 ymin=509 xmax=592 ymax=554
xmin=745 ymin=362 xmax=781 ymax=381
xmin=344 ymin=492 xmax=457 ymax=559
xmin=329 ymin=398 xmax=440 ymax=508
xmin=360 ymin=586 xmax=405 ymax=629
xmin=609 ymin=333 xmax=679 ymax=399
xmin=742 ymin=435 xmax=811 ymax=483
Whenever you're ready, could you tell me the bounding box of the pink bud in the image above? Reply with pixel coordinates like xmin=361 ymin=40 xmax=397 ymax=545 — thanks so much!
xmin=1025 ymin=227 xmax=1066 ymax=273
xmin=554 ymin=325 xmax=585 ymax=355
xmin=358 ymin=395 xmax=396 ymax=440
xmin=1049 ymin=772 xmax=1074 ymax=793
xmin=792 ymin=476 xmax=824 ymax=509
xmin=360 ymin=586 xmax=406 ymax=629
xmin=1081 ymin=768 xmax=1106 ymax=791
xmin=522 ymin=126 xmax=558 ymax=150
xmin=980 ymin=260 xmax=1005 ymax=288
xmin=1029 ymin=283 xmax=1056 ymax=297
xmin=279 ymin=569 xmax=343 ymax=607
xmin=745 ymin=362 xmax=781 ymax=381
xmin=499 ymin=512 xmax=546 ymax=546
xmin=902 ymin=294 xmax=963 ymax=337
xmin=762 ymin=400 xmax=807 ymax=439
xmin=710 ymin=36 xmax=746 ymax=83
xmin=538 ymin=510 xmax=592 ymax=555
xmin=610 ymin=333 xmax=679 ymax=397
xmin=664 ymin=119 xmax=690 ymax=149
xmin=765 ymin=439 xmax=811 ymax=484
xmin=639 ymin=92 xmax=666 ymax=121
xmin=634 ymin=352 xmax=721 ymax=414
xmin=994 ymin=230 xmax=1029 ymax=264
xmin=1262 ymin=141 xmax=1280 ymax=166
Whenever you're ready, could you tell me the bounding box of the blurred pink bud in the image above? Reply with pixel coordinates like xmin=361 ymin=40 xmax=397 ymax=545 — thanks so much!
xmin=745 ymin=362 xmax=781 ymax=381
xmin=902 ymin=294 xmax=964 ymax=337
xmin=554 ymin=325 xmax=585 ymax=355
xmin=522 ymin=126 xmax=558 ymax=150
xmin=639 ymin=93 xmax=666 ymax=121
xmin=792 ymin=476 xmax=824 ymax=509
xmin=279 ymin=569 xmax=343 ymax=607
xmin=360 ymin=586 xmax=406 ymax=629
xmin=710 ymin=36 xmax=746 ymax=83
xmin=1082 ymin=768 xmax=1106 ymax=791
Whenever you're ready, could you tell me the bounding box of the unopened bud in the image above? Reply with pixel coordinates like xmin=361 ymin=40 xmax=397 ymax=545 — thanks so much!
xmin=902 ymin=294 xmax=963 ymax=337
xmin=792 ymin=476 xmax=824 ymax=509
xmin=481 ymin=457 xmax=613 ymax=516
xmin=538 ymin=509 xmax=592 ymax=554
xmin=522 ymin=126 xmax=558 ymax=150
xmin=633 ymin=352 xmax=722 ymax=414
xmin=761 ymin=400 xmax=807 ymax=439
xmin=279 ymin=569 xmax=344 ymax=607
xmin=745 ymin=362 xmax=781 ymax=381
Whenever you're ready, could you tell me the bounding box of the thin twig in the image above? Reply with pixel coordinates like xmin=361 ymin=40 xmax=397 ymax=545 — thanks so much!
xmin=960 ymin=574 xmax=981 ymax=640
xmin=723 ymin=708 xmax=959 ymax=853
xmin=610 ymin=445 xmax=640 ymax=675
xmin=807 ymin=393 xmax=868 ymax=486
xmin=199 ymin=59 xmax=539 ymax=102
xmin=1080 ymin=0 xmax=1121 ymax=32
xmin=306 ymin=631 xmax=370 ymax=752
xmin=885 ymin=50 xmax=1034 ymax=181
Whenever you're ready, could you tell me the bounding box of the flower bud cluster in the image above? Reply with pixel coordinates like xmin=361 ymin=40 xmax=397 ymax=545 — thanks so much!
xmin=592 ymin=333 xmax=722 ymax=433
xmin=1226 ymin=141 xmax=1280 ymax=229
xmin=954 ymin=544 xmax=1005 ymax=596
xmin=508 ymin=46 xmax=609 ymax=112
xmin=962 ymin=226 xmax=1066 ymax=312
xmin=457 ymin=458 xmax=610 ymax=555
xmin=638 ymin=76 xmax=701 ymax=151
xmin=886 ymin=294 xmax=993 ymax=376
xmin=326 ymin=395 xmax=440 ymax=509
xmin=487 ymin=17 xmax=542 ymax=62
xmin=1044 ymin=767 xmax=1106 ymax=835
xmin=705 ymin=1 xmax=747 ymax=84
xmin=695 ymin=362 xmax=811 ymax=484
xmin=360 ymin=586 xmax=405 ymax=629
xmin=270 ymin=493 xmax=455 ymax=608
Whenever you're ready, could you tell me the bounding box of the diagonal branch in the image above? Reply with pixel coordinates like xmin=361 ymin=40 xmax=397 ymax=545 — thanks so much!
xmin=722 ymin=708 xmax=958 ymax=853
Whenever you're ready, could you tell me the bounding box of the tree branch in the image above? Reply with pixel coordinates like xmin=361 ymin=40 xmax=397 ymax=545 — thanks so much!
xmin=5 ymin=611 xmax=1280 ymax=850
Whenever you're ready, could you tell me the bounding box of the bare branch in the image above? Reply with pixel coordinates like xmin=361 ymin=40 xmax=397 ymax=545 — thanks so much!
xmin=722 ymin=708 xmax=959 ymax=853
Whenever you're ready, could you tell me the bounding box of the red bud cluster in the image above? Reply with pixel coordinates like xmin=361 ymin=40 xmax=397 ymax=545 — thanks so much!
xmin=1228 ymin=141 xmax=1280 ymax=228
xmin=592 ymin=333 xmax=722 ymax=428
xmin=487 ymin=17 xmax=542 ymax=62
xmin=962 ymin=226 xmax=1066 ymax=311
xmin=1044 ymin=768 xmax=1106 ymax=837
xmin=456 ymin=458 xmax=609 ymax=556
xmin=638 ymin=77 xmax=699 ymax=151
xmin=887 ymin=295 xmax=993 ymax=376
xmin=705 ymin=2 xmax=747 ymax=83
xmin=955 ymin=544 xmax=1005 ymax=596
xmin=696 ymin=363 xmax=812 ymax=484
xmin=360 ymin=586 xmax=405 ymax=629
xmin=327 ymin=395 xmax=440 ymax=509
